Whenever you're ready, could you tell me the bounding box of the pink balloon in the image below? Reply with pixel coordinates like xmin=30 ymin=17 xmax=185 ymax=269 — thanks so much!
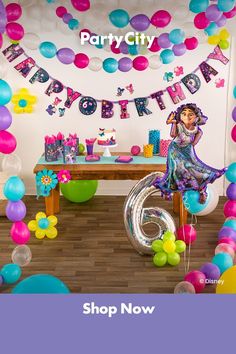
xmin=111 ymin=41 xmax=121 ymax=54
xmin=133 ymin=56 xmax=149 ymax=71
xmin=224 ymin=6 xmax=236 ymax=18
xmin=184 ymin=270 xmax=206 ymax=293
xmin=224 ymin=200 xmax=236 ymax=218
xmin=11 ymin=221 xmax=30 ymax=245
xmin=6 ymin=22 xmax=24 ymax=41
xmin=149 ymin=38 xmax=161 ymax=52
xmin=185 ymin=37 xmax=199 ymax=50
xmin=177 ymin=224 xmax=197 ymax=245
xmin=6 ymin=3 xmax=22 ymax=22
xmin=79 ymin=28 xmax=91 ymax=38
xmin=218 ymin=237 xmax=236 ymax=251
xmin=215 ymin=243 xmax=235 ymax=259
xmin=71 ymin=0 xmax=90 ymax=12
xmin=56 ymin=6 xmax=67 ymax=18
xmin=232 ymin=125 xmax=236 ymax=142
xmin=74 ymin=53 xmax=89 ymax=68
xmin=194 ymin=12 xmax=210 ymax=29
xmin=0 ymin=130 xmax=17 ymax=154
xmin=151 ymin=10 xmax=171 ymax=28
xmin=0 ymin=33 xmax=3 ymax=49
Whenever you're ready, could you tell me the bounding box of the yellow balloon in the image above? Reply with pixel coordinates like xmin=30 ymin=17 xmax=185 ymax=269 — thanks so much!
xmin=28 ymin=96 xmax=37 ymax=104
xmin=163 ymin=240 xmax=176 ymax=254
xmin=48 ymin=215 xmax=58 ymax=227
xmin=28 ymin=220 xmax=37 ymax=231
xmin=35 ymin=228 xmax=46 ymax=239
xmin=36 ymin=212 xmax=47 ymax=221
xmin=219 ymin=29 xmax=230 ymax=40
xmin=13 ymin=106 xmax=22 ymax=114
xmin=46 ymin=227 xmax=58 ymax=239
xmin=216 ymin=266 xmax=236 ymax=294
xmin=208 ymin=35 xmax=220 ymax=45
xmin=25 ymin=106 xmax=33 ymax=113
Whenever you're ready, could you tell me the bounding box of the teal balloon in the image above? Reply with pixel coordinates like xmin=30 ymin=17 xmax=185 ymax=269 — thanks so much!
xmin=160 ymin=49 xmax=175 ymax=64
xmin=189 ymin=0 xmax=209 ymax=13
xmin=68 ymin=18 xmax=79 ymax=30
xmin=4 ymin=176 xmax=25 ymax=202
xmin=39 ymin=41 xmax=57 ymax=58
xmin=38 ymin=218 xmax=50 ymax=230
xmin=0 ymin=80 xmax=12 ymax=106
xmin=12 ymin=274 xmax=70 ymax=294
xmin=225 ymin=163 xmax=236 ymax=183
xmin=109 ymin=9 xmax=130 ymax=28
xmin=224 ymin=219 xmax=236 ymax=232
xmin=183 ymin=189 xmax=210 ymax=214
xmin=103 ymin=58 xmax=118 ymax=73
xmin=218 ymin=0 xmax=235 ymax=12
xmin=95 ymin=37 xmax=103 ymax=49
xmin=60 ymin=180 xmax=98 ymax=203
xmin=212 ymin=253 xmax=233 ymax=274
xmin=234 ymin=86 xmax=236 ymax=99
xmin=205 ymin=23 xmax=218 ymax=36
xmin=19 ymin=99 xmax=27 ymax=108
xmin=129 ymin=44 xmax=138 ymax=55
xmin=1 ymin=264 xmax=22 ymax=284
xmin=169 ymin=29 xmax=185 ymax=44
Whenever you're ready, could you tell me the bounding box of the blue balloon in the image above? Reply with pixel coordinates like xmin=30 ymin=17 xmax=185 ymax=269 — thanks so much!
xmin=0 ymin=80 xmax=12 ymax=106
xmin=4 ymin=176 xmax=25 ymax=202
xmin=0 ymin=264 xmax=21 ymax=284
xmin=218 ymin=0 xmax=235 ymax=12
xmin=103 ymin=58 xmax=118 ymax=73
xmin=39 ymin=42 xmax=57 ymax=58
xmin=225 ymin=163 xmax=236 ymax=183
xmin=160 ymin=49 xmax=175 ymax=64
xmin=212 ymin=253 xmax=233 ymax=274
xmin=224 ymin=219 xmax=236 ymax=232
xmin=169 ymin=29 xmax=185 ymax=44
xmin=19 ymin=99 xmax=27 ymax=108
xmin=12 ymin=274 xmax=70 ymax=294
xmin=109 ymin=9 xmax=130 ymax=28
xmin=128 ymin=44 xmax=139 ymax=55
xmin=68 ymin=18 xmax=79 ymax=30
xmin=234 ymin=86 xmax=236 ymax=99
xmin=38 ymin=218 xmax=50 ymax=230
xmin=183 ymin=189 xmax=210 ymax=214
xmin=189 ymin=0 xmax=210 ymax=13
xmin=205 ymin=22 xmax=218 ymax=36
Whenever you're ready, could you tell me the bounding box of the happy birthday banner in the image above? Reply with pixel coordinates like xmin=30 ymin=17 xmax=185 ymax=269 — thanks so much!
xmin=2 ymin=44 xmax=229 ymax=118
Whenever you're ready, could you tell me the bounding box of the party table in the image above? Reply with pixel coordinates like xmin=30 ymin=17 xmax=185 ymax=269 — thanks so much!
xmin=33 ymin=153 xmax=188 ymax=226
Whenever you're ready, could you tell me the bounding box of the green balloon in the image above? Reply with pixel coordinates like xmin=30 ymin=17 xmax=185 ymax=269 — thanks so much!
xmin=168 ymin=252 xmax=180 ymax=266
xmin=163 ymin=231 xmax=176 ymax=242
xmin=153 ymin=252 xmax=167 ymax=267
xmin=79 ymin=143 xmax=85 ymax=154
xmin=152 ymin=240 xmax=163 ymax=253
xmin=60 ymin=180 xmax=98 ymax=203
xmin=175 ymin=240 xmax=186 ymax=253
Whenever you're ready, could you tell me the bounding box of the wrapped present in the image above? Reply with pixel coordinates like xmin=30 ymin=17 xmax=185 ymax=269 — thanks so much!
xmin=69 ymin=133 xmax=79 ymax=155
xmin=56 ymin=132 xmax=64 ymax=159
xmin=148 ymin=130 xmax=160 ymax=154
xmin=63 ymin=139 xmax=77 ymax=164
xmin=143 ymin=144 xmax=154 ymax=158
xmin=44 ymin=136 xmax=58 ymax=162
xmin=160 ymin=139 xmax=172 ymax=157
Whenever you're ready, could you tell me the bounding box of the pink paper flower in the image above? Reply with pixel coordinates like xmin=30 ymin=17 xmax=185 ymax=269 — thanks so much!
xmin=57 ymin=170 xmax=71 ymax=184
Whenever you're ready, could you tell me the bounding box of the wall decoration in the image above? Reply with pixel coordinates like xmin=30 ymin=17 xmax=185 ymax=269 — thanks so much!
xmin=36 ymin=169 xmax=58 ymax=197
xmin=174 ymin=66 xmax=184 ymax=76
xmin=11 ymin=88 xmax=37 ymax=114
xmin=215 ymin=78 xmax=225 ymax=88
xmin=126 ymin=84 xmax=134 ymax=94
xmin=116 ymin=87 xmax=125 ymax=97
xmin=163 ymin=72 xmax=174 ymax=82
xmin=79 ymin=96 xmax=97 ymax=115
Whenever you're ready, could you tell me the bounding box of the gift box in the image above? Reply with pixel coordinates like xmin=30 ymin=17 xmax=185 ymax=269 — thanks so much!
xmin=56 ymin=132 xmax=64 ymax=159
xmin=143 ymin=144 xmax=154 ymax=158
xmin=69 ymin=134 xmax=79 ymax=155
xmin=63 ymin=139 xmax=77 ymax=164
xmin=160 ymin=139 xmax=172 ymax=157
xmin=148 ymin=130 xmax=160 ymax=154
xmin=44 ymin=136 xmax=58 ymax=162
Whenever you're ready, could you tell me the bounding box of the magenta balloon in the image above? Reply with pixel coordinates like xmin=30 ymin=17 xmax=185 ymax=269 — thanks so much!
xmin=6 ymin=3 xmax=22 ymax=22
xmin=118 ymin=57 xmax=133 ymax=72
xmin=71 ymin=0 xmax=90 ymax=12
xmin=130 ymin=14 xmax=150 ymax=31
xmin=194 ymin=13 xmax=210 ymax=29
xmin=6 ymin=22 xmax=24 ymax=41
xmin=158 ymin=33 xmax=171 ymax=48
xmin=173 ymin=43 xmax=187 ymax=56
xmin=6 ymin=200 xmax=26 ymax=222
xmin=232 ymin=125 xmax=236 ymax=142
xmin=119 ymin=41 xmax=129 ymax=54
xmin=11 ymin=221 xmax=30 ymax=245
xmin=133 ymin=56 xmax=149 ymax=71
xmin=57 ymin=48 xmax=75 ymax=64
xmin=224 ymin=200 xmax=236 ymax=218
xmin=0 ymin=106 xmax=12 ymax=131
xmin=232 ymin=107 xmax=236 ymax=122
xmin=0 ymin=33 xmax=3 ymax=48
xmin=224 ymin=6 xmax=236 ymax=18
xmin=0 ymin=130 xmax=17 ymax=154
xmin=215 ymin=14 xmax=227 ymax=27
xmin=151 ymin=10 xmax=171 ymax=28
xmin=205 ymin=5 xmax=222 ymax=22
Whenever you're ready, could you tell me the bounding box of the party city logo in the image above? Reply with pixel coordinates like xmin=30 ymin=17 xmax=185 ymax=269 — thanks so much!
xmin=80 ymin=31 xmax=156 ymax=49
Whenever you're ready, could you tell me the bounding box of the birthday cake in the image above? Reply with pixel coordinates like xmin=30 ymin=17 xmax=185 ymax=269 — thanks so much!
xmin=97 ymin=128 xmax=116 ymax=146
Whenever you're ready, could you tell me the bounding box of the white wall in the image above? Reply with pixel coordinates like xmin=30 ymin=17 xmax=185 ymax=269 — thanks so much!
xmin=0 ymin=3 xmax=235 ymax=196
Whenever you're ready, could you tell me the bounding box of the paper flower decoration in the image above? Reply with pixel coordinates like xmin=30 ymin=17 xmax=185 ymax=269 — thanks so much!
xmin=152 ymin=231 xmax=186 ymax=267
xmin=208 ymin=28 xmax=230 ymax=50
xmin=57 ymin=170 xmax=71 ymax=184
xmin=36 ymin=169 xmax=58 ymax=197
xmin=11 ymin=88 xmax=37 ymax=114
xmin=28 ymin=212 xmax=58 ymax=239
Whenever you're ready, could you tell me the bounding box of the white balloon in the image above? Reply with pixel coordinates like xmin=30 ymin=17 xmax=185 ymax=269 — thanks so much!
xmin=27 ymin=6 xmax=42 ymax=20
xmin=196 ymin=30 xmax=208 ymax=44
xmin=19 ymin=0 xmax=36 ymax=8
xmin=41 ymin=18 xmax=55 ymax=32
xmin=57 ymin=21 xmax=70 ymax=35
xmin=24 ymin=20 xmax=41 ymax=33
xmin=183 ymin=22 xmax=198 ymax=37
xmin=149 ymin=55 xmax=162 ymax=70
xmin=88 ymin=57 xmax=103 ymax=72
xmin=12 ymin=245 xmax=32 ymax=267
xmin=195 ymin=184 xmax=219 ymax=216
xmin=22 ymin=32 xmax=40 ymax=50
xmin=173 ymin=6 xmax=190 ymax=21
xmin=0 ymin=55 xmax=9 ymax=79
xmin=2 ymin=154 xmax=22 ymax=175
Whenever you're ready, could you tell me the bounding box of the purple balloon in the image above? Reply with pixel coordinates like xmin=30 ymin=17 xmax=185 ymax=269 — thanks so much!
xmin=232 ymin=107 xmax=236 ymax=122
xmin=0 ymin=274 xmax=3 ymax=286
xmin=57 ymin=48 xmax=75 ymax=64
xmin=215 ymin=14 xmax=227 ymax=27
xmin=0 ymin=106 xmax=12 ymax=131
xmin=119 ymin=41 xmax=129 ymax=54
xmin=218 ymin=226 xmax=236 ymax=242
xmin=200 ymin=262 xmax=221 ymax=281
xmin=205 ymin=5 xmax=222 ymax=22
xmin=118 ymin=57 xmax=133 ymax=72
xmin=130 ymin=14 xmax=150 ymax=32
xmin=158 ymin=33 xmax=171 ymax=48
xmin=62 ymin=13 xmax=73 ymax=24
xmin=173 ymin=43 xmax=187 ymax=56
xmin=6 ymin=200 xmax=26 ymax=222
xmin=227 ymin=183 xmax=236 ymax=200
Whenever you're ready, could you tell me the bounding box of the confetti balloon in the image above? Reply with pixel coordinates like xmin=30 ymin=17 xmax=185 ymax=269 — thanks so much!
xmin=11 ymin=245 xmax=32 ymax=267
xmin=174 ymin=281 xmax=196 ymax=294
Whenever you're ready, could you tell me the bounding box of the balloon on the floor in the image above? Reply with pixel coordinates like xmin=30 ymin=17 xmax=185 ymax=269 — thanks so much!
xmin=60 ymin=180 xmax=98 ymax=203
xmin=12 ymin=274 xmax=70 ymax=294
xmin=183 ymin=184 xmax=219 ymax=216
xmin=124 ymin=172 xmax=176 ymax=255
xmin=174 ymin=281 xmax=196 ymax=294
xmin=11 ymin=245 xmax=32 ymax=267
xmin=216 ymin=265 xmax=236 ymax=294
xmin=28 ymin=212 xmax=58 ymax=240
xmin=0 ymin=263 xmax=22 ymax=284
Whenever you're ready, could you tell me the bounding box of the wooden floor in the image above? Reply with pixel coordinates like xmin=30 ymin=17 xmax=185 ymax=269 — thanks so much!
xmin=0 ymin=195 xmax=228 ymax=294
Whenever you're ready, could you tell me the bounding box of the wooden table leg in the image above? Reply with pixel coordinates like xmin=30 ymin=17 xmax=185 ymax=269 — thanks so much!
xmin=173 ymin=192 xmax=188 ymax=227
xmin=45 ymin=184 xmax=60 ymax=216
xmin=173 ymin=192 xmax=180 ymax=214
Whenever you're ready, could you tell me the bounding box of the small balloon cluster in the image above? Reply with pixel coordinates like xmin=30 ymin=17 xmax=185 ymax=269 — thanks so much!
xmin=56 ymin=6 xmax=79 ymax=31
xmin=4 ymin=2 xmax=24 ymax=42
xmin=28 ymin=212 xmax=58 ymax=240
xmin=152 ymin=231 xmax=186 ymax=267
xmin=11 ymin=88 xmax=37 ymax=114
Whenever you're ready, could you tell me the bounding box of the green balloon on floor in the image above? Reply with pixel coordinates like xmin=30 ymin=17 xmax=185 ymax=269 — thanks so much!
xmin=60 ymin=180 xmax=98 ymax=203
